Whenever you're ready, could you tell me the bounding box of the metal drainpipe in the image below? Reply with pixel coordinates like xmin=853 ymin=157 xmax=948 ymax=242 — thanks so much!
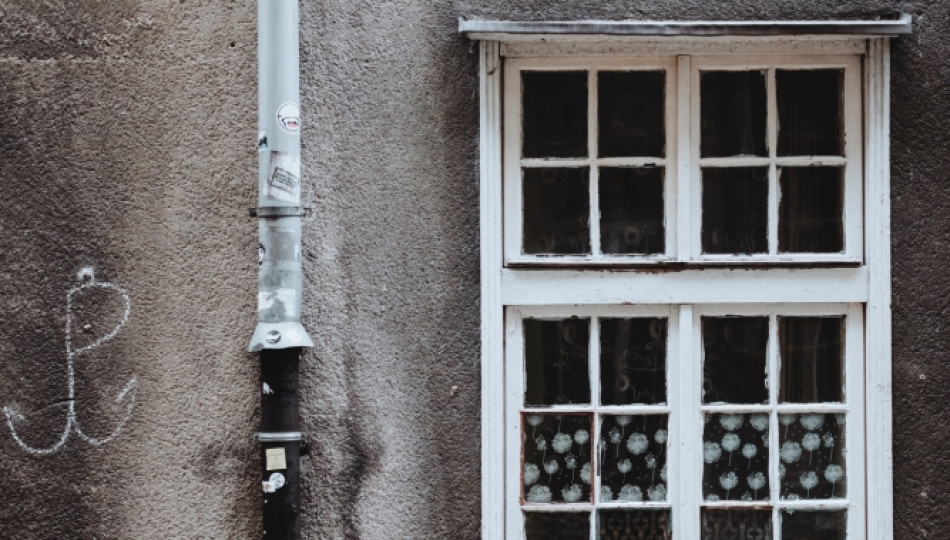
xmin=250 ymin=1 xmax=313 ymax=538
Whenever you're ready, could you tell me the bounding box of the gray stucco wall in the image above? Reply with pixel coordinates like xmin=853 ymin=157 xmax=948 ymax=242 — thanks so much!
xmin=0 ymin=1 xmax=946 ymax=539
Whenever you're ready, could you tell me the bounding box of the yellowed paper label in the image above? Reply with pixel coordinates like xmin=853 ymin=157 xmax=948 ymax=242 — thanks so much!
xmin=265 ymin=447 xmax=287 ymax=471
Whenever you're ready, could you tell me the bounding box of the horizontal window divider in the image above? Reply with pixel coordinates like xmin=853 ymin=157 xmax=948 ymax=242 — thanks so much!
xmin=773 ymin=500 xmax=851 ymax=510
xmin=697 ymin=156 xmax=773 ymax=167
xmin=520 ymin=504 xmax=593 ymax=512
xmin=520 ymin=158 xmax=669 ymax=167
xmin=595 ymin=502 xmax=672 ymax=509
xmin=505 ymin=258 xmax=864 ymax=267
xmin=701 ymin=404 xmax=849 ymax=413
xmin=501 ymin=267 xmax=868 ymax=305
xmin=774 ymin=156 xmax=848 ymax=166
xmin=521 ymin=406 xmax=673 ymax=414
xmin=697 ymin=156 xmax=849 ymax=167
xmin=594 ymin=158 xmax=668 ymax=167
xmin=519 ymin=158 xmax=591 ymax=167
xmin=598 ymin=406 xmax=673 ymax=414
xmin=699 ymin=502 xmax=778 ymax=509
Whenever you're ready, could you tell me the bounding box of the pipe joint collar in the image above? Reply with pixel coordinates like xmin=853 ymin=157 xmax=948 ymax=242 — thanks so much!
xmin=249 ymin=322 xmax=314 ymax=352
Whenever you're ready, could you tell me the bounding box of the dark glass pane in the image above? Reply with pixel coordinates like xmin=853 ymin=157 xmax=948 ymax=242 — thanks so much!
xmin=781 ymin=510 xmax=847 ymax=540
xmin=702 ymin=317 xmax=769 ymax=404
xmin=779 ymin=413 xmax=846 ymax=500
xmin=777 ymin=69 xmax=844 ymax=156
xmin=598 ymin=510 xmax=672 ymax=540
xmin=599 ymin=168 xmax=665 ymax=255
xmin=523 ymin=414 xmax=593 ymax=504
xmin=598 ymin=71 xmax=665 ymax=157
xmin=523 ymin=168 xmax=591 ymax=254
xmin=701 ymin=71 xmax=767 ymax=157
xmin=600 ymin=318 xmax=667 ymax=405
xmin=702 ymin=413 xmax=770 ymax=502
xmin=778 ymin=167 xmax=844 ymax=253
xmin=523 ymin=71 xmax=588 ymax=158
xmin=779 ymin=317 xmax=845 ymax=403
xmin=701 ymin=509 xmax=772 ymax=540
xmin=525 ymin=512 xmax=590 ymax=539
xmin=524 ymin=318 xmax=591 ymax=405
xmin=702 ymin=168 xmax=768 ymax=254
xmin=599 ymin=415 xmax=669 ymax=503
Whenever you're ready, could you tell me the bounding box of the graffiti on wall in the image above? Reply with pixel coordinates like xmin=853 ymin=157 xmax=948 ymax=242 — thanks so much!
xmin=3 ymin=268 xmax=137 ymax=455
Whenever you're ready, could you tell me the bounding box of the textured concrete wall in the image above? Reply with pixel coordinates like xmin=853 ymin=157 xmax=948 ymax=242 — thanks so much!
xmin=0 ymin=1 xmax=947 ymax=539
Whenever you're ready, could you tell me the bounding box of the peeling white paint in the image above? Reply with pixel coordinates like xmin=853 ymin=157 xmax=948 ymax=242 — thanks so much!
xmin=262 ymin=382 xmax=274 ymax=395
xmin=257 ymin=288 xmax=297 ymax=317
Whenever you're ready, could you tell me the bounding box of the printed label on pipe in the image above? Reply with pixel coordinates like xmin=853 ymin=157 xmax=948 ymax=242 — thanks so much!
xmin=267 ymin=151 xmax=300 ymax=202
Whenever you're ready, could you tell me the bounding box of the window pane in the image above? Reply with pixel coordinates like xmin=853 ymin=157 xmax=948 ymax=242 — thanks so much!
xmin=702 ymin=317 xmax=769 ymax=404
xmin=598 ymin=71 xmax=665 ymax=157
xmin=701 ymin=509 xmax=772 ymax=539
xmin=524 ymin=318 xmax=591 ymax=405
xmin=525 ymin=512 xmax=590 ymax=539
xmin=600 ymin=317 xmax=667 ymax=405
xmin=523 ymin=71 xmax=588 ymax=158
xmin=599 ymin=415 xmax=669 ymax=503
xmin=599 ymin=168 xmax=665 ymax=255
xmin=598 ymin=509 xmax=672 ymax=540
xmin=523 ymin=414 xmax=593 ymax=504
xmin=781 ymin=510 xmax=846 ymax=540
xmin=702 ymin=413 xmax=770 ymax=502
xmin=701 ymin=168 xmax=768 ymax=254
xmin=779 ymin=413 xmax=846 ymax=500
xmin=777 ymin=69 xmax=844 ymax=157
xmin=523 ymin=168 xmax=591 ymax=255
xmin=779 ymin=167 xmax=844 ymax=253
xmin=779 ymin=317 xmax=845 ymax=403
xmin=701 ymin=71 xmax=767 ymax=157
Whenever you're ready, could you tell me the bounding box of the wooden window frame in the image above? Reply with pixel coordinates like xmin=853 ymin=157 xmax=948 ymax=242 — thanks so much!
xmin=474 ymin=32 xmax=896 ymax=540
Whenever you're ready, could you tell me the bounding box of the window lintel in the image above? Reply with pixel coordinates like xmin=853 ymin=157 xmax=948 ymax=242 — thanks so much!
xmin=459 ymin=15 xmax=911 ymax=41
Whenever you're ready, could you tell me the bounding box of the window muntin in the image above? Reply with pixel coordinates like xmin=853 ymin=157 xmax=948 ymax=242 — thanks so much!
xmin=507 ymin=304 xmax=864 ymax=539
xmin=504 ymin=55 xmax=862 ymax=264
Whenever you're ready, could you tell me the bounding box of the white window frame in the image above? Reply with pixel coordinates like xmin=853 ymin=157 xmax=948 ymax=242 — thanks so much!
xmin=503 ymin=54 xmax=863 ymax=265
xmin=505 ymin=303 xmax=865 ymax=538
xmin=467 ymin=19 xmax=906 ymax=540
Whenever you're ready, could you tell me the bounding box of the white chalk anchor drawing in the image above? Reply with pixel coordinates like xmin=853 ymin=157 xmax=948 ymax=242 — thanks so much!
xmin=3 ymin=268 xmax=136 ymax=455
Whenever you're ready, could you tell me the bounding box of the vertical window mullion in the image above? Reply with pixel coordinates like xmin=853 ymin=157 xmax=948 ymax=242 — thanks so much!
xmin=768 ymin=313 xmax=780 ymax=540
xmin=589 ymin=70 xmax=601 ymax=257
xmin=678 ymin=304 xmax=701 ymax=538
xmin=677 ymin=56 xmax=694 ymax=262
xmin=589 ymin=314 xmax=601 ymax=540
xmin=767 ymin=67 xmax=779 ymax=256
xmin=505 ymin=309 xmax=526 ymax=538
xmin=846 ymin=303 xmax=867 ymax=540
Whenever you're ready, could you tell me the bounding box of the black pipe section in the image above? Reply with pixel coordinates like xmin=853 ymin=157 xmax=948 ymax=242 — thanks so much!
xmin=260 ymin=348 xmax=301 ymax=538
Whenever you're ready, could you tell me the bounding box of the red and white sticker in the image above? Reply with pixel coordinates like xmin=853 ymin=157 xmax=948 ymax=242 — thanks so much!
xmin=276 ymin=102 xmax=300 ymax=134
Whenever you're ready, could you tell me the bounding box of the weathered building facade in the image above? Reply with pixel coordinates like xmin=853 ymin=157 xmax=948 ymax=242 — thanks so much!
xmin=0 ymin=1 xmax=947 ymax=539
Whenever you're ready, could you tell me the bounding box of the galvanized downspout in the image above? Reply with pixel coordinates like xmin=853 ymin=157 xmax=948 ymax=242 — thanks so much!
xmin=250 ymin=1 xmax=312 ymax=538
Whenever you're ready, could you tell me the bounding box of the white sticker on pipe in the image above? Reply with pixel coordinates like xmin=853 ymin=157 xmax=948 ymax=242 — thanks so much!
xmin=262 ymin=472 xmax=286 ymax=493
xmin=276 ymin=102 xmax=300 ymax=134
xmin=267 ymin=151 xmax=300 ymax=202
